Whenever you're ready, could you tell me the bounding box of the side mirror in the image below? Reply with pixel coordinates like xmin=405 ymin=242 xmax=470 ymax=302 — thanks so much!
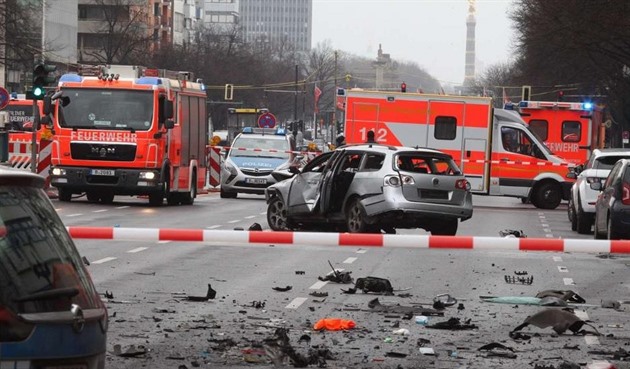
xmin=590 ymin=182 xmax=602 ymax=191
xmin=164 ymin=119 xmax=175 ymax=129
xmin=289 ymin=165 xmax=301 ymax=174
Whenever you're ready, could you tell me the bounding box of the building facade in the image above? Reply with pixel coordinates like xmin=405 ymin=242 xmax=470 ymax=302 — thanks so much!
xmin=239 ymin=0 xmax=312 ymax=52
xmin=201 ymin=0 xmax=240 ymax=33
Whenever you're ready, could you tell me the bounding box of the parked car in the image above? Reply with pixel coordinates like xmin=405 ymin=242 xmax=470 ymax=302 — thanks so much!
xmin=265 ymin=144 xmax=473 ymax=235
xmin=220 ymin=127 xmax=295 ymax=198
xmin=593 ymin=158 xmax=630 ymax=240
xmin=0 ymin=168 xmax=107 ymax=368
xmin=568 ymin=149 xmax=630 ymax=233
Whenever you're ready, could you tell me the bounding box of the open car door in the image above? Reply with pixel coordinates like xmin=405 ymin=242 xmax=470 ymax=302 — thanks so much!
xmin=286 ymin=152 xmax=334 ymax=215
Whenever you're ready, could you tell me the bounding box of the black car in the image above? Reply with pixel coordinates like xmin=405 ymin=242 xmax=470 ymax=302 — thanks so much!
xmin=593 ymin=158 xmax=630 ymax=240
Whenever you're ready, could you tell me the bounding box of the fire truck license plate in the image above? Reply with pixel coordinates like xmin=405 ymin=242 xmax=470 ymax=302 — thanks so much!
xmin=90 ymin=169 xmax=115 ymax=176
xmin=246 ymin=178 xmax=267 ymax=185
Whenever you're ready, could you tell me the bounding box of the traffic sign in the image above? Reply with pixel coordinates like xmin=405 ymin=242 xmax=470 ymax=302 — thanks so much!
xmin=258 ymin=112 xmax=277 ymax=128
xmin=0 ymin=87 xmax=10 ymax=110
xmin=623 ymin=131 xmax=629 ymax=140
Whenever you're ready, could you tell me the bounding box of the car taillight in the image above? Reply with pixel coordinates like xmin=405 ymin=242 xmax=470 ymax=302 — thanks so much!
xmin=0 ymin=305 xmax=34 ymax=342
xmin=455 ymin=179 xmax=470 ymax=190
xmin=384 ymin=175 xmax=414 ymax=187
xmin=623 ymin=183 xmax=630 ymax=205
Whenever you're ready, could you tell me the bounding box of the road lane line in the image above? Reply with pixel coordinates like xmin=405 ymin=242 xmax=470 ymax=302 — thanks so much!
xmin=343 ymin=257 xmax=358 ymax=264
xmin=553 ymin=256 xmax=563 ymax=262
xmin=563 ymin=278 xmax=575 ymax=285
xmin=207 ymin=225 xmax=222 ymax=229
xmin=356 ymin=249 xmax=367 ymax=254
xmin=541 ymin=223 xmax=549 ymax=227
xmin=158 ymin=240 xmax=171 ymax=244
xmin=285 ymin=297 xmax=308 ymax=309
xmin=67 ymin=213 xmax=83 ymax=217
xmin=545 ymin=234 xmax=554 ymax=238
xmin=245 ymin=215 xmax=256 ymax=219
xmin=228 ymin=220 xmax=240 ymax=224
xmin=128 ymin=247 xmax=148 ymax=253
xmin=310 ymin=281 xmax=328 ymax=290
xmin=92 ymin=257 xmax=117 ymax=264
xmin=557 ymin=266 xmax=569 ymax=272
xmin=116 ymin=206 xmax=130 ymax=209
xmin=260 ymin=212 xmax=267 ymax=215
xmin=93 ymin=209 xmax=108 ymax=213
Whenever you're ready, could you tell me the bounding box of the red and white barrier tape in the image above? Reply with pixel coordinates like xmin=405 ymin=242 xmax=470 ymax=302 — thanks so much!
xmin=66 ymin=227 xmax=630 ymax=254
xmin=462 ymin=159 xmax=572 ymax=167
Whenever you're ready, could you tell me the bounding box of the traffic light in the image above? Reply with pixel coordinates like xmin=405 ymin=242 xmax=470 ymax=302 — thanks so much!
xmin=400 ymin=82 xmax=407 ymax=93
xmin=224 ymin=84 xmax=234 ymax=100
xmin=557 ymin=90 xmax=564 ymax=101
xmin=27 ymin=63 xmax=57 ymax=100
xmin=521 ymin=85 xmax=531 ymax=101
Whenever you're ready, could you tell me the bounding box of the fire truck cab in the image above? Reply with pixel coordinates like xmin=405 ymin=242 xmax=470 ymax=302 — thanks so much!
xmin=339 ymin=89 xmax=574 ymax=209
xmin=49 ymin=65 xmax=208 ymax=206
xmin=515 ymin=100 xmax=604 ymax=165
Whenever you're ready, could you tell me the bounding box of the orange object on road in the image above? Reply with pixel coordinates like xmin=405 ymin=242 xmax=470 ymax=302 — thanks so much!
xmin=313 ymin=318 xmax=356 ymax=331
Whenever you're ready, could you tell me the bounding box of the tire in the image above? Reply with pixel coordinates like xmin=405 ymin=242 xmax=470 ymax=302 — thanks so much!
xmin=58 ymin=188 xmax=72 ymax=202
xmin=568 ymin=197 xmax=577 ymax=231
xmin=607 ymin=216 xmax=619 ymax=240
xmin=86 ymin=191 xmax=100 ymax=203
xmin=267 ymin=197 xmax=290 ymax=231
xmin=220 ymin=188 xmax=237 ymax=199
xmin=346 ymin=198 xmax=370 ymax=233
xmin=520 ymin=197 xmax=530 ymax=204
xmin=532 ymin=182 xmax=562 ymax=210
xmin=576 ymin=197 xmax=592 ymax=234
xmin=180 ymin=173 xmax=196 ymax=205
xmin=100 ymin=192 xmax=115 ymax=204
xmin=430 ymin=219 xmax=458 ymax=236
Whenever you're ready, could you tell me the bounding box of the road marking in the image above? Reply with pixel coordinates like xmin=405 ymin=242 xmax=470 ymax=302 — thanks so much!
xmin=92 ymin=257 xmax=117 ymax=264
xmin=541 ymin=223 xmax=549 ymax=227
xmin=228 ymin=220 xmax=240 ymax=224
xmin=543 ymin=228 xmax=552 ymax=233
xmin=93 ymin=209 xmax=108 ymax=213
xmin=558 ymin=266 xmax=569 ymax=273
xmin=310 ymin=281 xmax=328 ymax=290
xmin=207 ymin=225 xmax=222 ymax=229
xmin=128 ymin=247 xmax=148 ymax=253
xmin=245 ymin=215 xmax=256 ymax=219
xmin=67 ymin=213 xmax=83 ymax=217
xmin=356 ymin=249 xmax=367 ymax=254
xmin=343 ymin=257 xmax=358 ymax=264
xmin=539 ymin=215 xmax=546 ymax=219
xmin=553 ymin=256 xmax=563 ymax=262
xmin=545 ymin=234 xmax=554 ymax=238
xmin=563 ymin=278 xmax=575 ymax=285
xmin=285 ymin=297 xmax=308 ymax=309
xmin=260 ymin=212 xmax=267 ymax=215
xmin=116 ymin=206 xmax=130 ymax=209
xmin=158 ymin=240 xmax=171 ymax=244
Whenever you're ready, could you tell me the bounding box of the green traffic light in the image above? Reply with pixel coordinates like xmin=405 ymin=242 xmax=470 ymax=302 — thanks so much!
xmin=33 ymin=86 xmax=45 ymax=97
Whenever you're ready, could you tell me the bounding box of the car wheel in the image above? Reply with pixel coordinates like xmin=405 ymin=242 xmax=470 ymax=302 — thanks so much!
xmin=430 ymin=219 xmax=458 ymax=236
xmin=267 ymin=197 xmax=290 ymax=231
xmin=346 ymin=198 xmax=369 ymax=233
xmin=180 ymin=173 xmax=196 ymax=205
xmin=576 ymin=197 xmax=592 ymax=234
xmin=533 ymin=182 xmax=562 ymax=210
xmin=568 ymin=197 xmax=577 ymax=231
xmin=100 ymin=192 xmax=115 ymax=204
xmin=86 ymin=191 xmax=99 ymax=203
xmin=58 ymin=188 xmax=72 ymax=202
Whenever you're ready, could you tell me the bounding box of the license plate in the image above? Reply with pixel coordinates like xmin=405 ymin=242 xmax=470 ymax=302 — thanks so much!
xmin=90 ymin=169 xmax=115 ymax=176
xmin=419 ymin=189 xmax=448 ymax=199
xmin=245 ymin=178 xmax=267 ymax=185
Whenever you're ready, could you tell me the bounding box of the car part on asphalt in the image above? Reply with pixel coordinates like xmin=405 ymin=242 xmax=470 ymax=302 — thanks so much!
xmin=425 ymin=317 xmax=477 ymax=330
xmin=535 ymin=290 xmax=586 ymax=303
xmin=511 ymin=308 xmax=598 ymax=335
xmin=505 ymin=275 xmax=534 ymax=284
xmin=272 ymin=285 xmax=292 ymax=292
xmin=499 ymin=229 xmax=527 ymax=238
xmin=478 ymin=342 xmax=517 ymax=359
xmin=184 ymin=284 xmax=216 ymax=301
xmin=367 ymin=298 xmax=445 ymax=316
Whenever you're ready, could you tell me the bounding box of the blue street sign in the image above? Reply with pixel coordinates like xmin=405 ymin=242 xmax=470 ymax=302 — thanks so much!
xmin=0 ymin=87 xmax=10 ymax=110
xmin=258 ymin=112 xmax=277 ymax=128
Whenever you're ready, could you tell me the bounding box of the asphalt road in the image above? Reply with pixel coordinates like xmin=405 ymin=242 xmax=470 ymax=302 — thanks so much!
xmin=54 ymin=193 xmax=630 ymax=369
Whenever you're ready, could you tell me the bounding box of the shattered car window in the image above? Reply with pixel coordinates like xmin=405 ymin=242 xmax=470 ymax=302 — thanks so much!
xmin=396 ymin=153 xmax=461 ymax=175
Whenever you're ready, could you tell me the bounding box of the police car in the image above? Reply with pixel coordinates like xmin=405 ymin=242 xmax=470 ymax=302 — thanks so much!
xmin=220 ymin=127 xmax=295 ymax=198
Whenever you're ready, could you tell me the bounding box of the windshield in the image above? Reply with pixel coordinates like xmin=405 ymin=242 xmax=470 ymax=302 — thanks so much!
xmin=593 ymin=155 xmax=630 ymax=170
xmin=5 ymin=105 xmax=34 ymax=131
xmin=59 ymin=88 xmax=154 ymax=131
xmin=396 ymin=153 xmax=462 ymax=175
xmin=230 ymin=136 xmax=290 ymax=159
xmin=525 ymin=126 xmax=553 ymax=156
xmin=0 ymin=185 xmax=100 ymax=314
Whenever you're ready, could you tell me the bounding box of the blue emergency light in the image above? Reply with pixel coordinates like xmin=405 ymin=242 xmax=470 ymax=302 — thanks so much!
xmin=583 ymin=102 xmax=593 ymax=110
xmin=276 ymin=128 xmax=286 ymax=135
xmin=518 ymin=101 xmax=529 ymax=108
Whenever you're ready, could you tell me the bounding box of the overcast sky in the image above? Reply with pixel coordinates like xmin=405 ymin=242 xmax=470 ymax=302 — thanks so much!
xmin=311 ymin=0 xmax=516 ymax=86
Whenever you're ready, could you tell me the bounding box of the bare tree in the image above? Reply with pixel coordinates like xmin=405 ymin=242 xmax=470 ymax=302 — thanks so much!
xmin=78 ymin=0 xmax=152 ymax=64
xmin=0 ymin=0 xmax=40 ymax=68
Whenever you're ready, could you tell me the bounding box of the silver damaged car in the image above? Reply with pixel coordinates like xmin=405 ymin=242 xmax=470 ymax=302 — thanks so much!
xmin=265 ymin=144 xmax=473 ymax=235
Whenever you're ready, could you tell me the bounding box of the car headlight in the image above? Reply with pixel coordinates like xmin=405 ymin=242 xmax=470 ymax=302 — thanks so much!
xmin=223 ymin=161 xmax=237 ymax=174
xmin=51 ymin=167 xmax=66 ymax=176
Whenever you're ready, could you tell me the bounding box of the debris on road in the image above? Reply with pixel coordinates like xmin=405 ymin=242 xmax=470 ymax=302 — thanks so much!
xmin=499 ymin=229 xmax=527 ymax=238
xmin=368 ymin=298 xmax=445 ymax=316
xmin=432 ymin=293 xmax=457 ymax=309
xmin=511 ymin=308 xmax=599 ymax=335
xmin=318 ymin=261 xmax=353 ymax=284
xmin=425 ymin=317 xmax=477 ymax=330
xmin=478 ymin=342 xmax=517 ymax=359
xmin=600 ymin=300 xmax=621 ymax=309
xmin=536 ymin=290 xmax=586 ymax=303
xmin=272 ymin=285 xmax=293 ymax=292
xmin=419 ymin=347 xmax=435 ymax=355
xmin=504 ymin=275 xmax=534 ymax=285
xmin=185 ymin=284 xmax=217 ymax=301
xmin=309 ymin=291 xmax=328 ymax=298
xmin=313 ymin=318 xmax=356 ymax=331
xmin=385 ymin=351 xmax=407 ymax=358
xmin=354 ymin=276 xmax=394 ymax=295
xmin=248 ymin=222 xmax=263 ymax=231
xmin=113 ymin=344 xmax=148 ymax=358
xmin=264 ymin=328 xmax=336 ymax=367
xmin=295 ymin=270 xmax=305 ymax=275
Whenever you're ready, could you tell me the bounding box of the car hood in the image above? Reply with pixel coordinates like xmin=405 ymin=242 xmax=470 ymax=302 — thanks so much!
xmin=230 ymin=157 xmax=288 ymax=170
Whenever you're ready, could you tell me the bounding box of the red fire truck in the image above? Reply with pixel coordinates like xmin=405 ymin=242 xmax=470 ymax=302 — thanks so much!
xmin=48 ymin=65 xmax=207 ymax=206
xmin=515 ymin=100 xmax=605 ymax=165
xmin=338 ymin=89 xmax=575 ymax=209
